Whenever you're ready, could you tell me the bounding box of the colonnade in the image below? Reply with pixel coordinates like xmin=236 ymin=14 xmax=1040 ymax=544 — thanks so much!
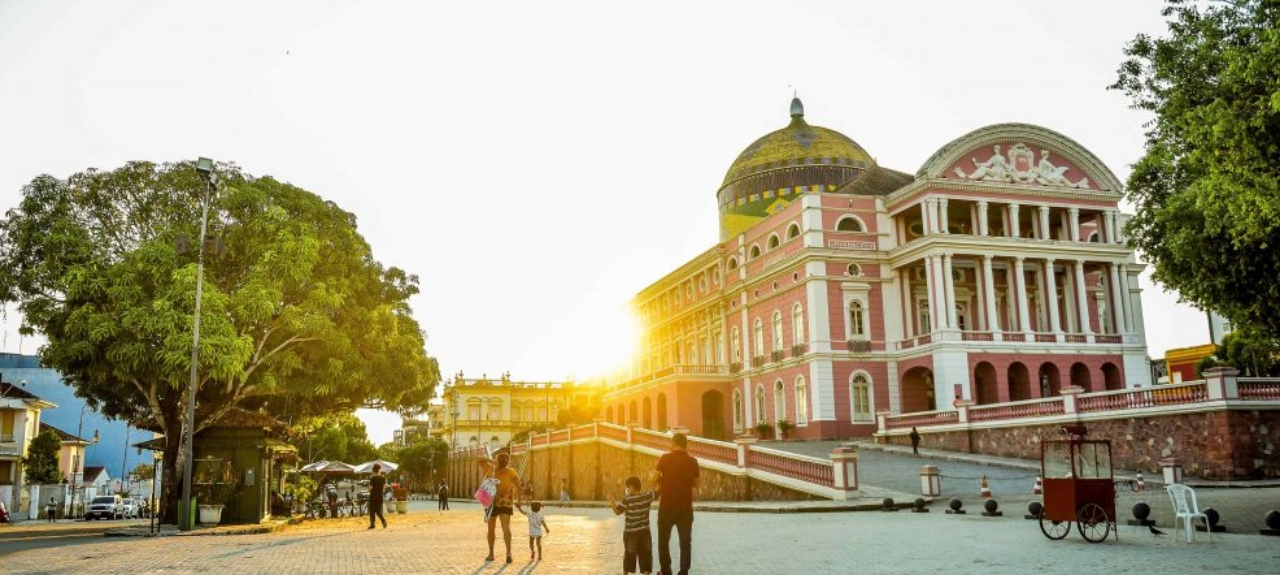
xmin=915 ymin=196 xmax=1124 ymax=243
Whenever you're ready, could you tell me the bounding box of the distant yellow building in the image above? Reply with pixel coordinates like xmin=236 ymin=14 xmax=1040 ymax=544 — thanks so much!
xmin=438 ymin=373 xmax=599 ymax=450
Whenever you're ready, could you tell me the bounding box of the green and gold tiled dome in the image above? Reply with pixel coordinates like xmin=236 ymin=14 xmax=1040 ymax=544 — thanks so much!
xmin=717 ymin=98 xmax=874 ymax=240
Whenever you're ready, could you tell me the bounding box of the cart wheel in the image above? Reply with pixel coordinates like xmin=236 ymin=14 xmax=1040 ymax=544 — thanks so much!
xmin=1038 ymin=512 xmax=1070 ymax=540
xmin=1076 ymin=503 xmax=1111 ymax=543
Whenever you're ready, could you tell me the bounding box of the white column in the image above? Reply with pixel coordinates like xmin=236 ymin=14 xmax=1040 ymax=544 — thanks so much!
xmin=943 ymin=253 xmax=958 ymax=330
xmin=939 ymin=198 xmax=950 ymax=234
xmin=1039 ymin=206 xmax=1051 ymax=240
xmin=1074 ymin=260 xmax=1092 ymax=334
xmin=1118 ymin=263 xmax=1134 ymax=334
xmin=1044 ymin=258 xmax=1061 ymax=333
xmin=1107 ymin=263 xmax=1127 ymax=333
xmin=901 ymin=267 xmax=913 ymax=338
xmin=1014 ymin=257 xmax=1032 ymax=333
xmin=923 ymin=255 xmax=939 ymax=333
xmin=1009 ymin=204 xmax=1021 ymax=238
xmin=983 ymin=255 xmax=999 ymax=335
xmin=920 ymin=201 xmax=931 ymax=235
xmin=977 ymin=201 xmax=989 ymax=236
xmin=1068 ymin=208 xmax=1080 ymax=241
xmin=1106 ymin=210 xmax=1119 ymax=244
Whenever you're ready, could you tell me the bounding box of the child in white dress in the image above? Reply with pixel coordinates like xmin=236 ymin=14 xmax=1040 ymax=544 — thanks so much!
xmin=519 ymin=501 xmax=550 ymax=561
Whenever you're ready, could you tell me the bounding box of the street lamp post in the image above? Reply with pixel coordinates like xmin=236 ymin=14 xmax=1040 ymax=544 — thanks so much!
xmin=180 ymin=157 xmax=219 ymax=530
xmin=69 ymin=403 xmax=99 ymax=520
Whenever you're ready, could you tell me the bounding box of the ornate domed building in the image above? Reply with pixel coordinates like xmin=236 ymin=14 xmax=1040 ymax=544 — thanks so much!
xmin=603 ymin=99 xmax=1151 ymax=441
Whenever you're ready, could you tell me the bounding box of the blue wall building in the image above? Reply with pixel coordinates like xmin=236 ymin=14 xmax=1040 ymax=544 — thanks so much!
xmin=0 ymin=353 xmax=154 ymax=484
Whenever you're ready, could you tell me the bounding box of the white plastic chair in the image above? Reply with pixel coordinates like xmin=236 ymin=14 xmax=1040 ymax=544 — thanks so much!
xmin=1165 ymin=483 xmax=1211 ymax=542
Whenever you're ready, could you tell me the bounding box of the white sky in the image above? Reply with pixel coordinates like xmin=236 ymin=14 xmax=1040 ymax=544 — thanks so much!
xmin=0 ymin=0 xmax=1211 ymax=444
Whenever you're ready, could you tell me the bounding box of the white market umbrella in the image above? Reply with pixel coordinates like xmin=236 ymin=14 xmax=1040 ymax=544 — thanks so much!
xmin=299 ymin=460 xmax=330 ymax=473
xmin=355 ymin=459 xmax=399 ymax=473
xmin=316 ymin=461 xmax=358 ymax=475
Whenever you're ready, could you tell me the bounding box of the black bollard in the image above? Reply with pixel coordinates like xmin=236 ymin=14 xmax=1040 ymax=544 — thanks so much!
xmin=945 ymin=497 xmax=965 ymax=515
xmin=1196 ymin=507 xmax=1227 ymax=533
xmin=981 ymin=498 xmax=1003 ymax=517
xmin=881 ymin=497 xmax=898 ymax=512
xmin=1261 ymin=510 xmax=1280 ymax=536
xmin=912 ymin=497 xmax=929 ymax=513
xmin=1025 ymin=500 xmax=1043 ymax=520
xmin=1127 ymin=501 xmax=1155 ymax=526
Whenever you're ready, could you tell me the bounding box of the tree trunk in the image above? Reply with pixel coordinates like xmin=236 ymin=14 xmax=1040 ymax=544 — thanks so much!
xmin=159 ymin=412 xmax=185 ymax=524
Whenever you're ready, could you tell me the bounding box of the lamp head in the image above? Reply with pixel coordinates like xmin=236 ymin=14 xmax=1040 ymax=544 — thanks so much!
xmin=195 ymin=157 xmax=215 ymax=174
xmin=92 ymin=429 xmax=100 ymax=443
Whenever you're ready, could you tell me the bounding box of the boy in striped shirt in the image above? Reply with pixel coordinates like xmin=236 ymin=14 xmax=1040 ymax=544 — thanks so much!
xmin=608 ymin=475 xmax=657 ymax=575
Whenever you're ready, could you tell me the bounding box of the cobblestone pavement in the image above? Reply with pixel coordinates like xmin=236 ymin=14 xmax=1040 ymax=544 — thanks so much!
xmin=3 ymin=501 xmax=1280 ymax=575
xmin=767 ymin=440 xmax=1280 ymax=533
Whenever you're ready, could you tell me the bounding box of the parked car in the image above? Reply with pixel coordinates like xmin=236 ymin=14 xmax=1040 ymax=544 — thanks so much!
xmin=119 ymin=498 xmax=136 ymax=519
xmin=85 ymin=495 xmax=123 ymax=520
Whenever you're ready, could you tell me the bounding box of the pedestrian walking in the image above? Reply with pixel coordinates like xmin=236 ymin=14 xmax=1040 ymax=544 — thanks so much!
xmin=609 ymin=475 xmax=657 ymax=575
xmin=909 ymin=426 xmax=921 ymax=456
xmin=45 ymin=497 xmax=57 ymax=522
xmin=367 ymin=464 xmax=388 ymax=529
xmin=438 ymin=480 xmax=450 ymax=510
xmin=478 ymin=451 xmax=522 ymax=563
xmin=559 ymin=478 xmax=570 ymax=502
xmin=655 ymin=433 xmax=699 ymax=575
xmin=517 ymin=501 xmax=550 ymax=561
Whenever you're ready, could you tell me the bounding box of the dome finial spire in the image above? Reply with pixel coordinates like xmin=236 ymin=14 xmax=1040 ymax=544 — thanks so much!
xmin=790 ymin=91 xmax=804 ymax=118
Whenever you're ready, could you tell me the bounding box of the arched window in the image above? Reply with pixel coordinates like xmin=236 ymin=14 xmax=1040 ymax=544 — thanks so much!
xmin=774 ymin=380 xmax=786 ymax=422
xmin=768 ymin=234 xmax=780 ymax=250
xmin=836 ymin=216 xmax=864 ymax=232
xmin=795 ymin=377 xmax=808 ymax=425
xmin=728 ymin=257 xmax=738 ymax=270
xmin=731 ymin=327 xmax=741 ymax=363
xmin=753 ymin=319 xmax=764 ymax=358
xmin=787 ymin=223 xmax=800 ymax=239
xmin=732 ymin=389 xmax=744 ymax=433
xmin=772 ymin=311 xmax=784 ymax=352
xmin=851 ymin=373 xmax=872 ymax=421
xmin=849 ymin=301 xmax=866 ymax=339
xmin=919 ymin=301 xmax=932 ymax=334
xmin=792 ymin=303 xmax=806 ymax=348
xmin=749 ymin=245 xmax=761 ymax=259
xmin=754 ymin=385 xmax=766 ymax=424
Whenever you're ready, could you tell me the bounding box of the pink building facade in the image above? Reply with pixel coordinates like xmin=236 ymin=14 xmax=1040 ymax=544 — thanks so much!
xmin=602 ymin=99 xmax=1151 ymax=441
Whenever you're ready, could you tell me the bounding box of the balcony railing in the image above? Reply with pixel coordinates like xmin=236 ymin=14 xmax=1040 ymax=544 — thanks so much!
xmin=730 ymin=362 xmax=743 ymax=373
xmin=770 ymin=350 xmax=785 ymax=363
xmin=847 ymin=340 xmax=871 ymax=352
xmin=751 ymin=356 xmax=765 ymax=368
xmin=791 ymin=343 xmax=808 ymax=357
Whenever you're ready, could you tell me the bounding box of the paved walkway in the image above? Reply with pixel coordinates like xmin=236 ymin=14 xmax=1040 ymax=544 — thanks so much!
xmin=3 ymin=501 xmax=1278 ymax=574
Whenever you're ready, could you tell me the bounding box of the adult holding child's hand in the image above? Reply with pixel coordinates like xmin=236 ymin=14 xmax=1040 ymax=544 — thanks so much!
xmin=477 ymin=452 xmax=522 ymax=564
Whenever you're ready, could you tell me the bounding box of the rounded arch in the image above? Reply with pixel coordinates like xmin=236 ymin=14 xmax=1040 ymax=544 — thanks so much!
xmin=1070 ymin=362 xmax=1092 ymax=392
xmin=786 ymin=223 xmax=801 ymax=239
xmin=642 ymin=396 xmax=653 ymax=429
xmin=701 ymin=390 xmax=726 ymax=440
xmin=1038 ymin=362 xmax=1062 ymax=398
xmin=656 ymin=393 xmax=668 ymax=430
xmin=730 ymin=327 xmax=742 ymax=363
xmin=754 ymin=384 xmax=766 ymax=424
xmin=795 ymin=376 xmax=808 ymax=425
xmin=767 ymin=233 xmax=781 ymax=250
xmin=1102 ymin=363 xmax=1123 ymax=391
xmin=900 ymin=366 xmax=935 ymax=412
xmin=773 ymin=380 xmax=786 ymax=422
xmin=848 ymin=300 xmax=867 ymax=338
xmin=749 ymin=244 xmax=761 ymax=259
xmin=728 ymin=257 xmax=738 ymax=270
xmin=628 ymin=400 xmax=638 ymax=425
xmin=772 ymin=311 xmax=784 ymax=351
xmin=849 ymin=370 xmax=874 ymax=422
xmin=792 ymin=303 xmax=806 ymax=348
xmin=974 ymin=361 xmax=998 ymax=405
xmin=606 ymin=405 xmax=614 ymax=423
xmin=835 ymin=215 xmax=866 ymax=232
xmin=753 ymin=318 xmax=764 ymax=358
xmin=1008 ymin=362 xmax=1031 ymax=401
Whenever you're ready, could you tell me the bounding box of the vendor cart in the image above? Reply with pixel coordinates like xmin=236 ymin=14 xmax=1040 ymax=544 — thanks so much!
xmin=1038 ymin=425 xmax=1117 ymax=543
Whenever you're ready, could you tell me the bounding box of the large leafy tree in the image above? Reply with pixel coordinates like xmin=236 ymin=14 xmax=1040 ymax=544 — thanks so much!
xmin=22 ymin=429 xmax=63 ymax=484
xmin=0 ymin=161 xmax=440 ymax=520
xmin=292 ymin=412 xmax=379 ymax=463
xmin=1112 ymin=0 xmax=1280 ymax=337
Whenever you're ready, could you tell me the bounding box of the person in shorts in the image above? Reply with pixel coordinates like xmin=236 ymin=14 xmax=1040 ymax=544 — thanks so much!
xmin=518 ymin=501 xmax=550 ymax=561
xmin=478 ymin=452 xmax=522 ymax=563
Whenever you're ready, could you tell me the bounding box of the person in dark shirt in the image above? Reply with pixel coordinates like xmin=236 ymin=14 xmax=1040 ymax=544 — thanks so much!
xmin=655 ymin=433 xmax=699 ymax=575
xmin=368 ymin=464 xmax=388 ymax=529
xmin=609 ymin=475 xmax=657 ymax=575
xmin=438 ymin=480 xmax=450 ymax=510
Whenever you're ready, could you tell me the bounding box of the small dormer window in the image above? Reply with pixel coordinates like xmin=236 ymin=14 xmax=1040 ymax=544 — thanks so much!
xmin=836 ymin=216 xmax=864 ymax=232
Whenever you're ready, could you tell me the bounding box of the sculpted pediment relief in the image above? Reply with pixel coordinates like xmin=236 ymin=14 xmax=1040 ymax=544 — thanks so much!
xmin=948 ymin=142 xmax=1090 ymax=189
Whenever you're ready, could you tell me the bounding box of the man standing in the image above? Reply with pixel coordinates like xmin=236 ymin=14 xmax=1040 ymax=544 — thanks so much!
xmin=368 ymin=463 xmax=388 ymax=529
xmin=655 ymin=433 xmax=699 ymax=575
xmin=909 ymin=427 xmax=921 ymax=456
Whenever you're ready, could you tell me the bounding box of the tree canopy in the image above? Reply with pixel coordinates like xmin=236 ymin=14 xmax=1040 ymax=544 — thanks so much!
xmin=22 ymin=429 xmax=63 ymax=484
xmin=1112 ymin=0 xmax=1280 ymax=337
xmin=0 ymin=160 xmax=440 ymax=515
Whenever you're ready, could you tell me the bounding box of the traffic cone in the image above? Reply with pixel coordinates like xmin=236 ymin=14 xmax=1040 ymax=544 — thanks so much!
xmin=980 ymin=475 xmax=992 ymax=499
xmin=1032 ymin=475 xmax=1043 ymax=495
xmin=1136 ymin=473 xmax=1145 ymax=492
